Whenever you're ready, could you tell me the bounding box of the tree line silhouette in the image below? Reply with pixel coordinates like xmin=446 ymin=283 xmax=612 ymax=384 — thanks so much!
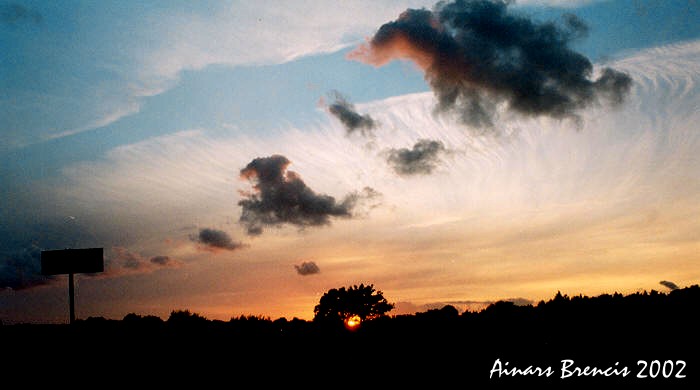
xmin=2 ymin=284 xmax=698 ymax=387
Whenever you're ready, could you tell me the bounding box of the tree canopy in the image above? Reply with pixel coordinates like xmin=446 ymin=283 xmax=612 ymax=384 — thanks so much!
xmin=313 ymin=283 xmax=394 ymax=326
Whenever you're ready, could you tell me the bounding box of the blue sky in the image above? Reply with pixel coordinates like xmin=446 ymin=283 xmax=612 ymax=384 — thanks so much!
xmin=2 ymin=0 xmax=700 ymax=323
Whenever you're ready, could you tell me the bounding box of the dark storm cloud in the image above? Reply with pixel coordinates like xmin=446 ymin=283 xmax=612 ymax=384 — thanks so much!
xmin=0 ymin=245 xmax=51 ymax=290
xmin=349 ymin=0 xmax=632 ymax=127
xmin=659 ymin=280 xmax=679 ymax=291
xmin=191 ymin=228 xmax=244 ymax=251
xmin=238 ymin=155 xmax=380 ymax=235
xmin=0 ymin=3 xmax=42 ymax=25
xmin=294 ymin=261 xmax=320 ymax=276
xmin=386 ymin=139 xmax=448 ymax=176
xmin=327 ymin=91 xmax=377 ymax=136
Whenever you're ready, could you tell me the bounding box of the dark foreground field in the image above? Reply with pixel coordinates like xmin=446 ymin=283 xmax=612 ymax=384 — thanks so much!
xmin=2 ymin=286 xmax=698 ymax=388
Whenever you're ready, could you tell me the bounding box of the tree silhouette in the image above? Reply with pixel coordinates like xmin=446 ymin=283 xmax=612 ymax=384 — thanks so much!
xmin=166 ymin=309 xmax=208 ymax=327
xmin=313 ymin=283 xmax=394 ymax=327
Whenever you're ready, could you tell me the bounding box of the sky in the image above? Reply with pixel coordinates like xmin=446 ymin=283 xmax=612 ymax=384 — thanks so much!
xmin=1 ymin=0 xmax=700 ymax=324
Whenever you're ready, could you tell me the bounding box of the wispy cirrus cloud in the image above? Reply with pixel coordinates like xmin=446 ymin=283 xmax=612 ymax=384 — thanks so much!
xmin=2 ymin=1 xmax=433 ymax=148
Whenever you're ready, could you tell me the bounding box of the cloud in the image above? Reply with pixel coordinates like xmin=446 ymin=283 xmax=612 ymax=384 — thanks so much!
xmin=238 ymin=155 xmax=380 ymax=235
xmin=394 ymin=300 xmax=484 ymax=315
xmin=659 ymin=280 xmax=679 ymax=291
xmin=110 ymin=247 xmax=182 ymax=272
xmin=0 ymin=3 xmax=42 ymax=25
xmin=116 ymin=248 xmax=143 ymax=270
xmin=0 ymin=245 xmax=51 ymax=290
xmin=4 ymin=2 xmax=434 ymax=148
xmin=385 ymin=139 xmax=449 ymax=176
xmin=326 ymin=91 xmax=377 ymax=136
xmin=349 ymin=0 xmax=632 ymax=127
xmin=150 ymin=255 xmax=174 ymax=266
xmin=191 ymin=228 xmax=244 ymax=251
xmin=393 ymin=297 xmax=534 ymax=315
xmin=294 ymin=261 xmax=320 ymax=276
xmin=0 ymin=242 xmax=180 ymax=291
xmin=505 ymin=297 xmax=535 ymax=306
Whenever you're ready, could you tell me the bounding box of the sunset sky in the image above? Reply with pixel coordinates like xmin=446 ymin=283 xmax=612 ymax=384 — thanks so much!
xmin=2 ymin=0 xmax=700 ymax=324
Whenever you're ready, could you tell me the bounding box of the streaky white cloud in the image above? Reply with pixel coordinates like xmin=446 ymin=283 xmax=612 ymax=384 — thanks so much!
xmin=5 ymin=1 xmax=432 ymax=147
xmin=44 ymin=101 xmax=142 ymax=142
xmin=0 ymin=0 xmax=673 ymax=148
xmin=57 ymin=39 xmax=700 ymax=248
xmin=140 ymin=1 xmax=434 ymax=81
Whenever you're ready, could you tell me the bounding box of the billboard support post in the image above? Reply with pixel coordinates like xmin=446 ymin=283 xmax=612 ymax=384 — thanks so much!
xmin=41 ymin=248 xmax=104 ymax=325
xmin=68 ymin=272 xmax=75 ymax=324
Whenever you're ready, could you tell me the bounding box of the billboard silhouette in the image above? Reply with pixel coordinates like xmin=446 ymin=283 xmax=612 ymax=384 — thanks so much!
xmin=41 ymin=248 xmax=104 ymax=324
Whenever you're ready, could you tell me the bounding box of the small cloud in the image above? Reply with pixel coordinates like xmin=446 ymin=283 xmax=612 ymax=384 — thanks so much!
xmin=385 ymin=139 xmax=449 ymax=176
xmin=659 ymin=280 xmax=679 ymax=291
xmin=326 ymin=91 xmax=377 ymax=136
xmin=191 ymin=228 xmax=244 ymax=251
xmin=110 ymin=247 xmax=182 ymax=273
xmin=150 ymin=255 xmax=174 ymax=266
xmin=119 ymin=249 xmax=142 ymax=269
xmin=294 ymin=261 xmax=320 ymax=276
xmin=505 ymin=297 xmax=534 ymax=306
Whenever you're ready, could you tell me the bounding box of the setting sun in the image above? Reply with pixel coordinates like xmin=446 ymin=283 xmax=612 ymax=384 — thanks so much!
xmin=345 ymin=315 xmax=362 ymax=330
